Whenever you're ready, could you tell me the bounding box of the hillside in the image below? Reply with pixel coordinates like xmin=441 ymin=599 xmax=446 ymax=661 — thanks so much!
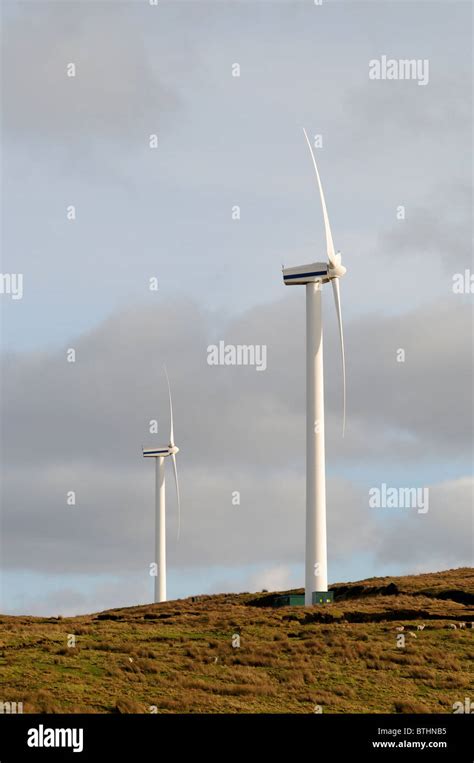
xmin=0 ymin=568 xmax=472 ymax=714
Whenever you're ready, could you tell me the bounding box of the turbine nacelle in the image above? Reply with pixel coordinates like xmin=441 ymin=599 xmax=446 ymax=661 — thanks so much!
xmin=282 ymin=261 xmax=329 ymax=286
xmin=282 ymin=257 xmax=347 ymax=286
xmin=143 ymin=446 xmax=178 ymax=458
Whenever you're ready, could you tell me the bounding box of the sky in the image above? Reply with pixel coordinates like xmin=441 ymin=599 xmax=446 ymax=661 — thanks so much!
xmin=0 ymin=0 xmax=472 ymax=616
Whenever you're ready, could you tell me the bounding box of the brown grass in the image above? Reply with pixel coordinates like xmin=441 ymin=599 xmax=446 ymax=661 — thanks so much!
xmin=0 ymin=567 xmax=472 ymax=714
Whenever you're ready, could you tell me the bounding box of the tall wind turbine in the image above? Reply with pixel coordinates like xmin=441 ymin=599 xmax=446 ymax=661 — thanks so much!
xmin=142 ymin=369 xmax=181 ymax=603
xmin=282 ymin=128 xmax=346 ymax=606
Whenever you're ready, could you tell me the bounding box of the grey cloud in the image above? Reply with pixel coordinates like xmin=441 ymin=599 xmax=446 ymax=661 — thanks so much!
xmin=2 ymin=295 xmax=471 ymax=477
xmin=378 ymin=183 xmax=472 ymax=269
xmin=3 ymin=2 xmax=179 ymax=147
xmin=0 ymin=459 xmax=374 ymax=575
xmin=1 ymin=296 xmax=471 ymax=585
xmin=374 ymin=478 xmax=473 ymax=569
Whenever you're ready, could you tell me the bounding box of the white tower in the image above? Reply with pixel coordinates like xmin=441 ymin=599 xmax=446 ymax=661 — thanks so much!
xmin=282 ymin=129 xmax=346 ymax=605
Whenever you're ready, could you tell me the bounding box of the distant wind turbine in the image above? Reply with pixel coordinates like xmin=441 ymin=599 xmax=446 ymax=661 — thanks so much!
xmin=282 ymin=128 xmax=347 ymax=606
xmin=142 ymin=369 xmax=181 ymax=603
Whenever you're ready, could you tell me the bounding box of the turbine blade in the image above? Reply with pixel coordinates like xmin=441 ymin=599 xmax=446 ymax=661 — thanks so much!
xmin=302 ymin=127 xmax=337 ymax=267
xmin=331 ymin=278 xmax=346 ymax=437
xmin=164 ymin=366 xmax=174 ymax=446
xmin=171 ymin=453 xmax=181 ymax=541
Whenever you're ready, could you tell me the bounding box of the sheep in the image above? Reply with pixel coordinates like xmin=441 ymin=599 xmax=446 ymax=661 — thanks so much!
xmin=408 ymin=632 xmax=417 ymax=639
xmin=395 ymin=626 xmax=404 ymax=632
xmin=458 ymin=622 xmax=466 ymax=629
xmin=416 ymin=624 xmax=425 ymax=631
xmin=448 ymin=623 xmax=457 ymax=630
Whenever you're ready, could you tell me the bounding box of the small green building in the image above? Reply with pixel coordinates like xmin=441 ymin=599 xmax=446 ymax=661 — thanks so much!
xmin=272 ymin=591 xmax=334 ymax=607
xmin=312 ymin=591 xmax=334 ymax=605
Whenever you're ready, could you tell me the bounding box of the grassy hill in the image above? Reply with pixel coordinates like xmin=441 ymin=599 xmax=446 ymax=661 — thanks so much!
xmin=1 ymin=568 xmax=472 ymax=714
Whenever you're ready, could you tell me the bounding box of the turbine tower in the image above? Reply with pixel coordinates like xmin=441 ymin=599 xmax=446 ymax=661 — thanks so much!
xmin=142 ymin=369 xmax=181 ymax=603
xmin=282 ymin=128 xmax=346 ymax=606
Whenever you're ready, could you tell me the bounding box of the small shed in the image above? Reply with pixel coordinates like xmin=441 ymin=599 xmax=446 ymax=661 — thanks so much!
xmin=312 ymin=591 xmax=334 ymax=604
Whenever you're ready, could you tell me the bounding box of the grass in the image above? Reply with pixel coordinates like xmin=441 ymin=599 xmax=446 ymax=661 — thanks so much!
xmin=0 ymin=567 xmax=472 ymax=714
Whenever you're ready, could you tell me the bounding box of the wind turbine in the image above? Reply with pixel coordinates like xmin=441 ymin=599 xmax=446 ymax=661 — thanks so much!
xmin=142 ymin=369 xmax=181 ymax=603
xmin=282 ymin=128 xmax=346 ymax=606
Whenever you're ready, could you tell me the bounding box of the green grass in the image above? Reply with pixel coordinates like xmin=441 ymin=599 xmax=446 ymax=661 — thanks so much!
xmin=0 ymin=567 xmax=472 ymax=713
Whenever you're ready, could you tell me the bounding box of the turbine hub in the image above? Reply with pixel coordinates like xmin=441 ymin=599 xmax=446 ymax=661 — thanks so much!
xmin=328 ymin=263 xmax=347 ymax=279
xmin=169 ymin=444 xmax=179 ymax=455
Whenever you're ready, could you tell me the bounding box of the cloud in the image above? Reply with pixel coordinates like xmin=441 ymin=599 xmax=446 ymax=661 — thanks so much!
xmin=247 ymin=565 xmax=297 ymax=594
xmin=374 ymin=477 xmax=474 ymax=570
xmin=2 ymin=2 xmax=179 ymax=149
xmin=2 ymin=294 xmax=471 ymax=474
xmin=378 ymin=184 xmax=472 ymax=271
